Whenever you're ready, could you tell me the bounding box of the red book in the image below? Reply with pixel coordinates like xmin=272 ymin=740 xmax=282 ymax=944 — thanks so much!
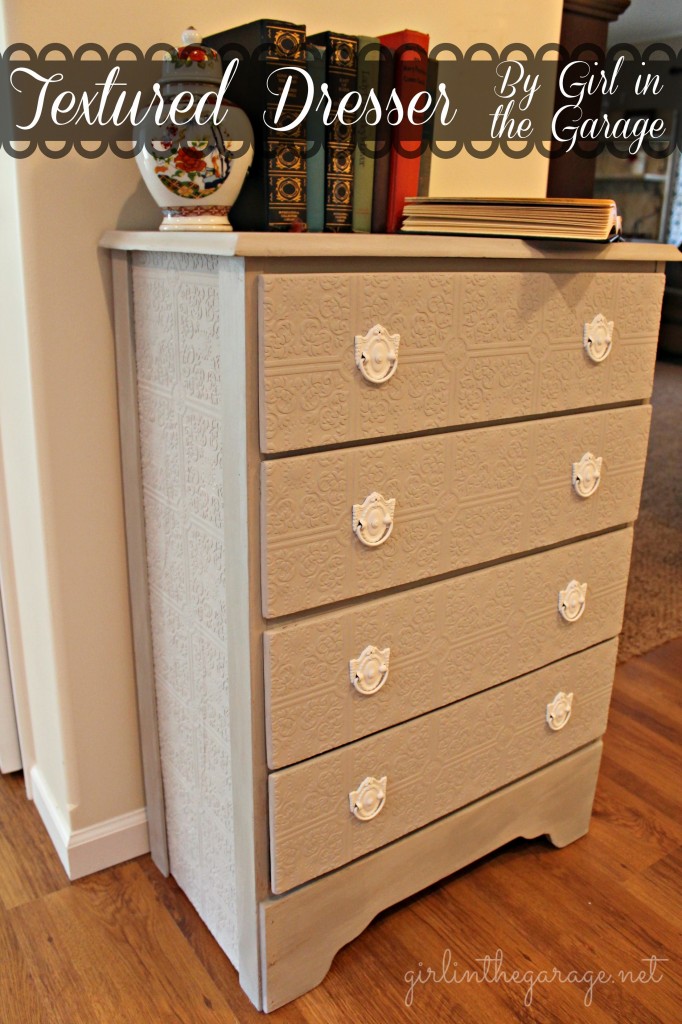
xmin=378 ymin=29 xmax=430 ymax=233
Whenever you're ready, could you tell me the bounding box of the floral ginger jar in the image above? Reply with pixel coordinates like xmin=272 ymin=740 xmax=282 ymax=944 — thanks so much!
xmin=135 ymin=27 xmax=253 ymax=231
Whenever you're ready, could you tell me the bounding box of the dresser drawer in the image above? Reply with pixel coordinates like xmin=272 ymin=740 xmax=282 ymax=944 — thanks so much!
xmin=260 ymin=404 xmax=650 ymax=617
xmin=269 ymin=639 xmax=617 ymax=892
xmin=258 ymin=271 xmax=664 ymax=453
xmin=264 ymin=529 xmax=633 ymax=769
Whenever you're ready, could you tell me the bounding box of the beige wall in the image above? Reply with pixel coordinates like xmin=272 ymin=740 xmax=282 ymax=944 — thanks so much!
xmin=0 ymin=0 xmax=562 ymax=854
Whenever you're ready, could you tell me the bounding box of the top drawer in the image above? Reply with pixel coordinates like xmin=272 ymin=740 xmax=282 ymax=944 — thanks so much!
xmin=258 ymin=270 xmax=664 ymax=453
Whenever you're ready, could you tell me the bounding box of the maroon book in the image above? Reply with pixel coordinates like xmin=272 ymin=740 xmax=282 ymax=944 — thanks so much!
xmin=377 ymin=29 xmax=430 ymax=233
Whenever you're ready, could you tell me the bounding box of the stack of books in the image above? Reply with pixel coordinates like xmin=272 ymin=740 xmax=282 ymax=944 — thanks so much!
xmin=205 ymin=21 xmax=619 ymax=242
xmin=205 ymin=20 xmax=431 ymax=233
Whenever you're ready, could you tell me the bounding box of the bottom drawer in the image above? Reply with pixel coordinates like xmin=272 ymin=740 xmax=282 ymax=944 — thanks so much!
xmin=269 ymin=638 xmax=617 ymax=893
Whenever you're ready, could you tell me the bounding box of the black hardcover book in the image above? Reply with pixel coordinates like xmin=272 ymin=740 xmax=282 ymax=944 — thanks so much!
xmin=205 ymin=20 xmax=307 ymax=230
xmin=370 ymin=44 xmax=394 ymax=233
xmin=308 ymin=31 xmax=358 ymax=232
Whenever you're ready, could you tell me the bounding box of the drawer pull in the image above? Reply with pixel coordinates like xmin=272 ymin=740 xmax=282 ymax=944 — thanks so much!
xmin=572 ymin=452 xmax=602 ymax=498
xmin=349 ymin=776 xmax=387 ymax=820
xmin=350 ymin=646 xmax=391 ymax=695
xmin=354 ymin=324 xmax=400 ymax=384
xmin=546 ymin=691 xmax=574 ymax=731
xmin=558 ymin=580 xmax=587 ymax=623
xmin=583 ymin=313 xmax=614 ymax=363
xmin=352 ymin=491 xmax=396 ymax=547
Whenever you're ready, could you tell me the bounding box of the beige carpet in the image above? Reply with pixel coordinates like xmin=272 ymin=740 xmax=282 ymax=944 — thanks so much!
xmin=619 ymin=360 xmax=682 ymax=662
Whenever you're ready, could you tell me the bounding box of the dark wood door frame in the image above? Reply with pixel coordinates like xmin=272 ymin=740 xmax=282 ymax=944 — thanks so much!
xmin=547 ymin=0 xmax=632 ymax=197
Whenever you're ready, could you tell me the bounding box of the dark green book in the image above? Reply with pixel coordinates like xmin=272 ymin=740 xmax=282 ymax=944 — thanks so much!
xmin=353 ymin=37 xmax=381 ymax=233
xmin=205 ymin=21 xmax=307 ymax=230
xmin=308 ymin=31 xmax=358 ymax=232
xmin=306 ymin=44 xmax=326 ymax=232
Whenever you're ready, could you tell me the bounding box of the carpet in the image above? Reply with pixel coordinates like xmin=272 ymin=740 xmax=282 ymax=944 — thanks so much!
xmin=618 ymin=360 xmax=682 ymax=663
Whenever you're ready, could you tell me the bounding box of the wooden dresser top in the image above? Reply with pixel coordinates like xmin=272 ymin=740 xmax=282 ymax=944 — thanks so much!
xmin=100 ymin=231 xmax=682 ymax=263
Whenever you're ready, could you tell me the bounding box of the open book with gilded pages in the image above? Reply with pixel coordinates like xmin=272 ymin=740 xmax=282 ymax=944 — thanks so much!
xmin=400 ymin=197 xmax=622 ymax=242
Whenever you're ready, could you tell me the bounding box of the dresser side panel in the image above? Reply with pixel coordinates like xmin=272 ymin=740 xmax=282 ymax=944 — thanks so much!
xmin=131 ymin=252 xmax=239 ymax=967
xmin=224 ymin=261 xmax=272 ymax=1010
xmin=111 ymin=250 xmax=168 ymax=874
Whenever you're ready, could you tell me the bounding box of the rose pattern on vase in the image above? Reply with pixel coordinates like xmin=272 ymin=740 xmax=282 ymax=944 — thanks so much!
xmin=152 ymin=127 xmax=231 ymax=201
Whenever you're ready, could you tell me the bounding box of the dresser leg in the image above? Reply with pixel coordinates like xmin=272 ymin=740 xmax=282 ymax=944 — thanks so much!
xmin=257 ymin=740 xmax=604 ymax=1012
xmin=546 ymin=811 xmax=596 ymax=849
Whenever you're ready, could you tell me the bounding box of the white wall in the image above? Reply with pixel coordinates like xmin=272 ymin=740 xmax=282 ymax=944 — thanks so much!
xmin=0 ymin=0 xmax=563 ymax=869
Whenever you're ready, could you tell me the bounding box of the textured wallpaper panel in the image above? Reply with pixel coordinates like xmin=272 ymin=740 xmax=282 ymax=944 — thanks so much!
xmin=269 ymin=639 xmax=618 ymax=893
xmin=259 ymin=271 xmax=664 ymax=452
xmin=264 ymin=528 xmax=633 ymax=768
xmin=261 ymin=404 xmax=651 ymax=617
xmin=132 ymin=251 xmax=238 ymax=966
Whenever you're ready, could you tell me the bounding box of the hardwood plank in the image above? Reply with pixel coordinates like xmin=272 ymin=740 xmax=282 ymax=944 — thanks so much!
xmin=406 ymin=864 xmax=617 ymax=1023
xmin=587 ymin=773 xmax=681 ymax=874
xmin=633 ymin=639 xmax=682 ymax=678
xmin=609 ymin=659 xmax=682 ymax=740
xmin=298 ymin=926 xmax=430 ymax=1024
xmin=331 ymin=867 xmax=607 ymax=1024
xmin=0 ymin=772 xmax=69 ymax=910
xmin=135 ymin=857 xmax=307 ymax=1024
xmin=600 ymin=719 xmax=682 ymax=792
xmin=598 ymin=754 xmax=681 ymax=827
xmin=611 ymin=680 xmax=682 ymax=741
xmin=9 ymin=862 xmax=241 ymax=1024
xmin=0 ymin=904 xmax=53 ymax=1024
xmin=623 ymin=846 xmax=682 ymax=925
xmin=461 ymin=843 xmax=682 ymax=1023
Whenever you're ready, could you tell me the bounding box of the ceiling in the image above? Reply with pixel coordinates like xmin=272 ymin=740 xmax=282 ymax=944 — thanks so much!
xmin=608 ymin=0 xmax=682 ymax=44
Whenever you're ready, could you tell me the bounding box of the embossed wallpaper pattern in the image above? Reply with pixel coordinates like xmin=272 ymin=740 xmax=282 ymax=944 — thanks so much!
xmin=269 ymin=639 xmax=618 ymax=893
xmin=259 ymin=271 xmax=664 ymax=452
xmin=264 ymin=529 xmax=633 ymax=768
xmin=132 ymin=252 xmax=238 ymax=966
xmin=261 ymin=404 xmax=651 ymax=617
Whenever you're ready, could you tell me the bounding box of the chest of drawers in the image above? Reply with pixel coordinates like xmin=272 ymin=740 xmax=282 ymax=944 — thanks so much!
xmin=104 ymin=232 xmax=676 ymax=1012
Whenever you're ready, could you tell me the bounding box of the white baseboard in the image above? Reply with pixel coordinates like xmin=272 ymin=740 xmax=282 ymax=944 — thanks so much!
xmin=30 ymin=765 xmax=150 ymax=880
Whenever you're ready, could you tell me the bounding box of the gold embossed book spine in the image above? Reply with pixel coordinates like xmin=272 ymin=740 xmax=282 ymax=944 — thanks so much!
xmin=308 ymin=32 xmax=358 ymax=232
xmin=205 ymin=20 xmax=308 ymax=229
xmin=263 ymin=24 xmax=308 ymax=228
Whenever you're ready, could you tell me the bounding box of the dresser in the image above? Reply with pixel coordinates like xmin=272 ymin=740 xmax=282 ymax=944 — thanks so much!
xmin=102 ymin=231 xmax=678 ymax=1012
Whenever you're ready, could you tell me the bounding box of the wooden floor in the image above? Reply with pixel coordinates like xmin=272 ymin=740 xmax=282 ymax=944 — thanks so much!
xmin=1 ymin=640 xmax=680 ymax=1023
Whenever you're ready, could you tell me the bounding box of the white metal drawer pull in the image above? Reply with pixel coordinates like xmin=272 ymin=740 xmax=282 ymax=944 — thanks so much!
xmin=349 ymin=776 xmax=387 ymax=820
xmin=558 ymin=580 xmax=587 ymax=623
xmin=352 ymin=491 xmax=396 ymax=547
xmin=572 ymin=452 xmax=602 ymax=498
xmin=350 ymin=646 xmax=390 ymax=695
xmin=546 ymin=692 xmax=574 ymax=731
xmin=583 ymin=313 xmax=614 ymax=363
xmin=354 ymin=324 xmax=400 ymax=384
